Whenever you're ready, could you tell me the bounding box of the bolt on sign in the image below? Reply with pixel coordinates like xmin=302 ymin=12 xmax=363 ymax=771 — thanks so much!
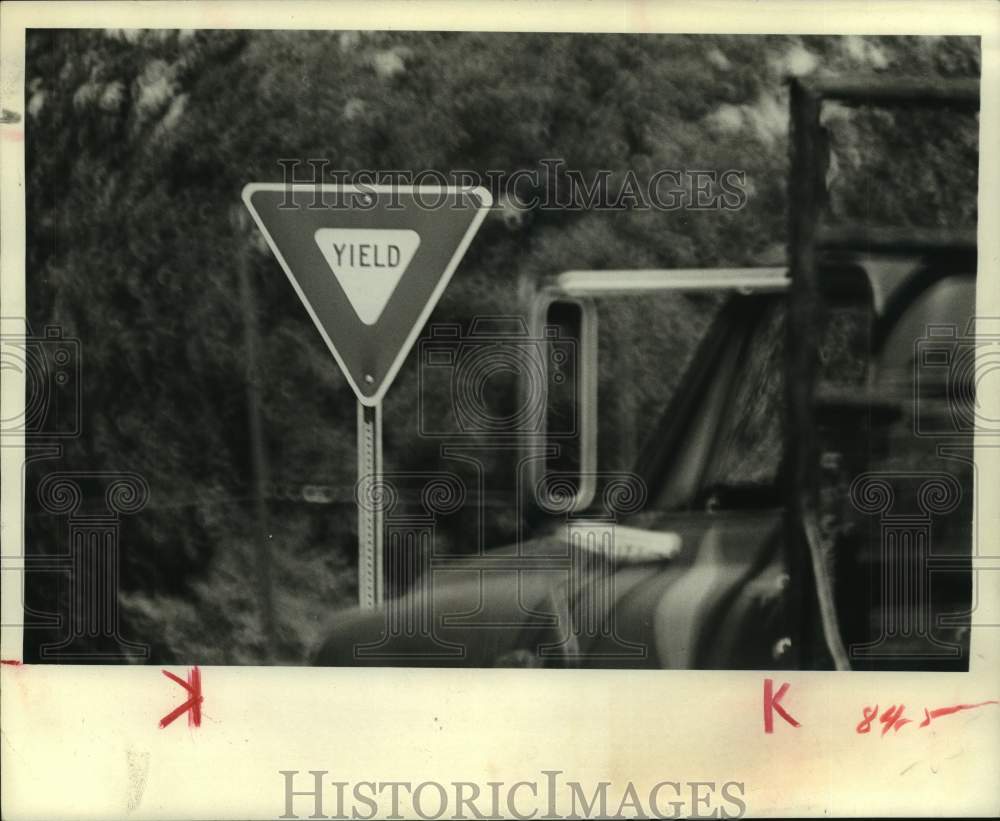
xmin=242 ymin=184 xmax=492 ymax=608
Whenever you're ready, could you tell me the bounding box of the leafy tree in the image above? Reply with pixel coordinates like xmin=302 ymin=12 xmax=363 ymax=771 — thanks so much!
xmin=23 ymin=31 xmax=979 ymax=663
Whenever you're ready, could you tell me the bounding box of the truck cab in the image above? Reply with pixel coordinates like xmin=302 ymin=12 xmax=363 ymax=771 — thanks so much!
xmin=314 ymin=75 xmax=979 ymax=671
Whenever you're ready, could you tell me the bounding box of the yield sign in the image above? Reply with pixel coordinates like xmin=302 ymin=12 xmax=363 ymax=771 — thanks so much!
xmin=242 ymin=184 xmax=492 ymax=405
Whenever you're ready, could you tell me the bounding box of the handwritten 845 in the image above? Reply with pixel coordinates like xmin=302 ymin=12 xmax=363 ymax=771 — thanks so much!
xmin=855 ymin=700 xmax=999 ymax=737
xmin=761 ymin=679 xmax=997 ymax=735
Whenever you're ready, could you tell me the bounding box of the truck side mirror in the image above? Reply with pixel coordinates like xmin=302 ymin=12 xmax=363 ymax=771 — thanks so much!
xmin=522 ymin=296 xmax=599 ymax=519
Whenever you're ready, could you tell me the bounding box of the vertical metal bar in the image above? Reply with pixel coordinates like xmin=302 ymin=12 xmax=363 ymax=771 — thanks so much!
xmin=357 ymin=401 xmax=384 ymax=609
xmin=787 ymin=79 xmax=851 ymax=671
xmin=236 ymin=219 xmax=277 ymax=655
xmin=786 ymin=79 xmax=823 ymax=668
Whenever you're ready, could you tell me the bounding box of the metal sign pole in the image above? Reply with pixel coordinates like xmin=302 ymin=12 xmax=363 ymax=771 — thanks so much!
xmin=243 ymin=184 xmax=490 ymax=611
xmin=357 ymin=401 xmax=384 ymax=610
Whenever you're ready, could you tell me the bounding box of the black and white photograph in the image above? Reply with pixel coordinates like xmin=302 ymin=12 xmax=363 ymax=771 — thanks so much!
xmin=2 ymin=2 xmax=998 ymax=819
xmin=11 ymin=26 xmax=985 ymax=670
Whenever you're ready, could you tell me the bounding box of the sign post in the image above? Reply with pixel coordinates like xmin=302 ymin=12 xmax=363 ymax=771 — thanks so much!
xmin=356 ymin=402 xmax=383 ymax=609
xmin=242 ymin=184 xmax=491 ymax=609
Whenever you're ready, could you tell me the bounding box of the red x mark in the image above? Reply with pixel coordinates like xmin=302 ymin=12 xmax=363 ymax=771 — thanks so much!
xmin=159 ymin=666 xmax=203 ymax=729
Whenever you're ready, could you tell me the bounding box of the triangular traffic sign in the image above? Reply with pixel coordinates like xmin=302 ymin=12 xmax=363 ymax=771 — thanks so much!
xmin=242 ymin=184 xmax=492 ymax=405
xmin=314 ymin=228 xmax=421 ymax=325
